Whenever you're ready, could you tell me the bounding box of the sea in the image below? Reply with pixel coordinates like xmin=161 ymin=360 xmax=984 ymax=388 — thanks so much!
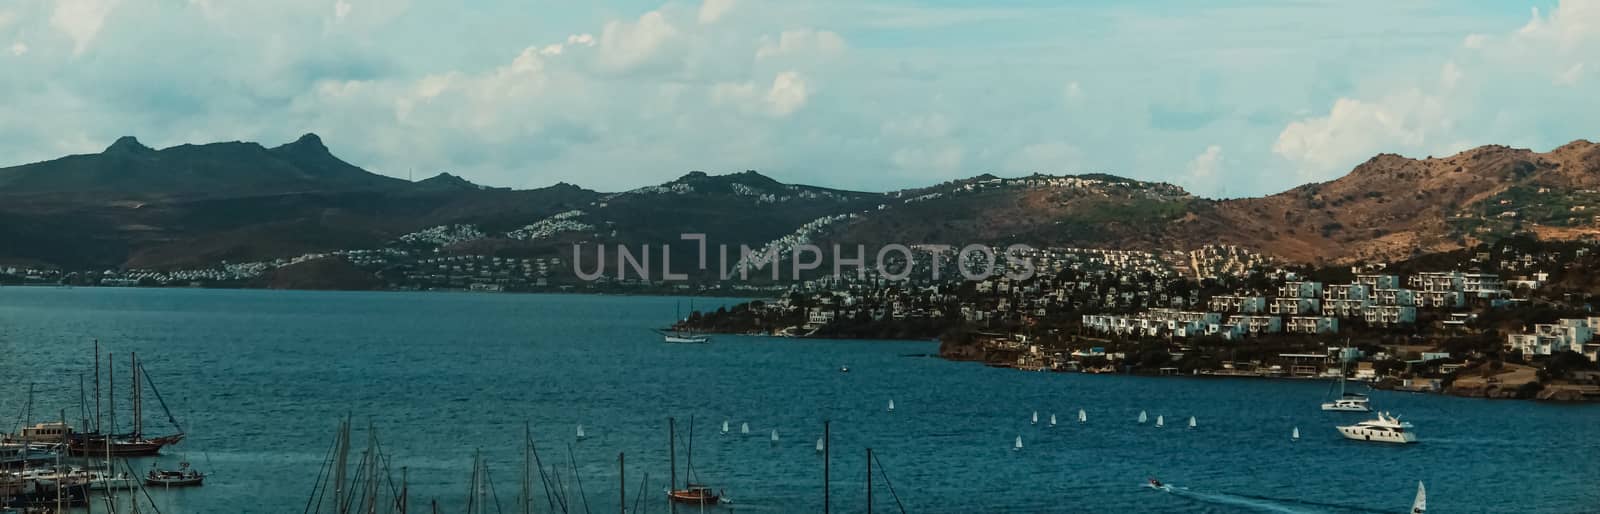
xmin=1 ymin=287 xmax=1598 ymax=513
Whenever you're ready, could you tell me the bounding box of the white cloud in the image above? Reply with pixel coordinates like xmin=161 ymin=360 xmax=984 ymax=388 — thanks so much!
xmin=765 ymin=71 xmax=808 ymax=116
xmin=1462 ymin=33 xmax=1486 ymax=49
xmin=51 ymin=0 xmax=122 ymax=55
xmin=714 ymin=71 xmax=811 ymax=117
xmin=755 ymin=29 xmax=845 ymax=60
xmin=1273 ymin=92 xmax=1447 ymax=181
xmin=1440 ymin=61 xmax=1462 ymax=89
xmin=1555 ymin=62 xmax=1584 ymax=85
xmin=9 ymin=41 xmax=26 ymax=57
xmin=1186 ymin=145 xmax=1223 ymax=180
xmin=698 ymin=0 xmax=735 ymax=24
xmin=334 ymin=0 xmax=352 ymax=21
xmin=597 ymin=10 xmax=678 ymax=73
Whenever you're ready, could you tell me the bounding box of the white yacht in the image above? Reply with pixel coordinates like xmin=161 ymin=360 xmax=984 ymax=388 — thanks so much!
xmin=1336 ymin=412 xmax=1417 ymax=444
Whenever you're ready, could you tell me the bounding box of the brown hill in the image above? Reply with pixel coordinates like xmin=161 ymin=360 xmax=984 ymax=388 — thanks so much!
xmin=1187 ymin=140 xmax=1600 ymax=264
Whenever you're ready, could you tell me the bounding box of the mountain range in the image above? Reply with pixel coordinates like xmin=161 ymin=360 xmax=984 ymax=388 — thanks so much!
xmin=2 ymin=133 xmax=1597 ymax=272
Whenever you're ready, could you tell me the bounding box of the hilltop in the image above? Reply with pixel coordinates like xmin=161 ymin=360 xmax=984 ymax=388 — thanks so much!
xmin=2 ymin=134 xmax=1598 ymax=274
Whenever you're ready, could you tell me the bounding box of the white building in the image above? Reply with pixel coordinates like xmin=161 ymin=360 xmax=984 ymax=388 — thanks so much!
xmin=1270 ymin=297 xmax=1321 ymax=316
xmin=1208 ymin=295 xmax=1267 ymax=314
xmin=1416 ymin=290 xmax=1465 ymax=309
xmin=1372 ymin=288 xmax=1417 ymax=306
xmin=1277 ymin=281 xmax=1324 ymax=299
xmin=1355 ymin=274 xmax=1401 ymax=290
xmin=1364 ymin=305 xmax=1417 ymax=325
xmin=1287 ymin=316 xmax=1339 ymax=335
xmin=1506 ymin=318 xmax=1598 ymax=359
xmin=1227 ymin=315 xmax=1282 ymax=335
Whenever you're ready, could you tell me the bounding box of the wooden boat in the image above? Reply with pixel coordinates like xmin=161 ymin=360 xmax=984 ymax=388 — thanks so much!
xmin=69 ymin=353 xmax=186 ymax=456
xmin=667 ymin=484 xmax=720 ymax=505
xmin=666 ymin=417 xmax=722 ymax=505
xmin=145 ymin=461 xmax=204 ymax=487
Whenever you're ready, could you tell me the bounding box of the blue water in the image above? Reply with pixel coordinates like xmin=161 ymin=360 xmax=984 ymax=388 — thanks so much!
xmin=1 ymin=287 xmax=1598 ymax=513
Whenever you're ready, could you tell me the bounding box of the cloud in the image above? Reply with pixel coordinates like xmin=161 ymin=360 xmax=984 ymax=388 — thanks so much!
xmin=1554 ymin=62 xmax=1584 ymax=85
xmin=755 ymin=29 xmax=845 ymax=60
xmin=881 ymin=114 xmax=954 ymax=140
xmin=1273 ymin=92 xmax=1445 ymax=180
xmin=713 ymin=71 xmax=811 ymax=117
xmin=698 ymin=0 xmax=735 ymax=24
xmin=1440 ymin=61 xmax=1462 ymax=89
xmin=334 ymin=0 xmax=352 ymax=21
xmin=1186 ymin=145 xmax=1223 ymax=181
xmin=1063 ymin=81 xmax=1083 ymax=104
xmin=596 ymin=10 xmax=679 ymax=73
xmin=51 ymin=0 xmax=122 ymax=55
xmin=8 ymin=42 xmax=25 ymax=57
xmin=891 ymin=145 xmax=964 ymax=175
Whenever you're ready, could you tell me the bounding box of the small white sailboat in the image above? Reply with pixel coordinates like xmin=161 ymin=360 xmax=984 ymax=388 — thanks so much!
xmin=1155 ymin=415 xmax=1165 ymax=428
xmin=1013 ymin=435 xmax=1023 ymax=451
xmin=721 ymin=420 xmax=730 ymax=435
xmin=1292 ymin=427 xmax=1300 ymax=441
xmin=770 ymin=429 xmax=779 ymax=445
xmin=1187 ymin=416 xmax=1196 ymax=430
xmin=1138 ymin=410 xmax=1148 ymax=424
xmin=1411 ymin=481 xmax=1426 ymax=514
xmin=1031 ymin=411 xmax=1038 ymax=425
xmin=1078 ymin=409 xmax=1087 ymax=424
xmin=1049 ymin=414 xmax=1057 ymax=427
xmin=815 ymin=437 xmax=825 ymax=453
xmin=740 ymin=422 xmax=750 ymax=435
xmin=576 ymin=425 xmax=587 ymax=441
xmin=888 ymin=399 xmax=895 ymax=412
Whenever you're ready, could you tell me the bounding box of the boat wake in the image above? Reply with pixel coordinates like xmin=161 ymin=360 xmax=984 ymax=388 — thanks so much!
xmin=1150 ymin=482 xmax=1390 ymax=514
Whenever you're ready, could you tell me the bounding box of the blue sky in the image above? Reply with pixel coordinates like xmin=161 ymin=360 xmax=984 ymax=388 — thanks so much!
xmin=0 ymin=0 xmax=1593 ymax=197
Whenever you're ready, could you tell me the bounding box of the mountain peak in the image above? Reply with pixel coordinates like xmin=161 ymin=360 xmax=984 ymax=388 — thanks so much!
xmin=104 ymin=136 xmax=153 ymax=154
xmin=277 ymin=133 xmax=329 ymax=154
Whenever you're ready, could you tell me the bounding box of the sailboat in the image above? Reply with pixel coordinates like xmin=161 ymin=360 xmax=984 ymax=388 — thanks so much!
xmin=815 ymin=437 xmax=824 ymax=454
xmin=1078 ymin=409 xmax=1087 ymax=424
xmin=1187 ymin=416 xmax=1196 ymax=430
xmin=1138 ymin=410 xmax=1148 ymax=424
xmin=721 ymin=421 xmax=730 ymax=435
xmin=1322 ymin=342 xmax=1371 ymax=412
xmin=1013 ymin=436 xmax=1023 ymax=451
xmin=69 ymin=353 xmax=185 ymax=456
xmin=663 ymin=301 xmax=711 ymax=344
xmin=740 ymin=422 xmax=749 ymax=435
xmin=1031 ymin=411 xmax=1038 ymax=425
xmin=770 ymin=429 xmax=779 ymax=446
xmin=1292 ymin=427 xmax=1300 ymax=441
xmin=1411 ymin=481 xmax=1426 ymax=514
xmin=887 ymin=399 xmax=895 ymax=412
xmin=576 ymin=425 xmax=587 ymax=441
xmin=1049 ymin=414 xmax=1057 ymax=427
xmin=1155 ymin=415 xmax=1165 ymax=428
xmin=666 ymin=417 xmax=719 ymax=505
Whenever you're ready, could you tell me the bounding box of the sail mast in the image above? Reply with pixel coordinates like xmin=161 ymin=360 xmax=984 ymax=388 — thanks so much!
xmin=94 ymin=339 xmax=101 ymax=433
xmin=131 ymin=352 xmax=142 ymax=438
xmin=668 ymin=417 xmax=677 ymax=494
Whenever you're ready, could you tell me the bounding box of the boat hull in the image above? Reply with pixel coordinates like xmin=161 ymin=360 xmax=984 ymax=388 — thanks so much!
xmin=67 ymin=434 xmax=184 ymax=456
xmin=663 ymin=335 xmax=711 ymax=344
xmin=666 ymin=491 xmax=720 ymax=505
xmin=1337 ymin=426 xmax=1416 ymax=444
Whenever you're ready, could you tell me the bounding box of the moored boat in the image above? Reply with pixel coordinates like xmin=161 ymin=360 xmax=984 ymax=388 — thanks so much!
xmin=145 ymin=461 xmax=204 ymax=487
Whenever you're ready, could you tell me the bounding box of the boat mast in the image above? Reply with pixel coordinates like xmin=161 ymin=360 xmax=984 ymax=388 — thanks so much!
xmin=619 ymin=452 xmax=625 ymax=514
xmin=94 ymin=339 xmax=101 ymax=434
xmin=131 ymin=352 xmax=141 ymax=438
xmin=823 ymin=420 xmax=830 ymax=514
xmin=865 ymin=447 xmax=872 ymax=514
xmin=108 ymin=353 xmax=116 ymax=438
xmin=334 ymin=418 xmax=350 ymax=514
xmin=668 ymin=417 xmax=677 ymax=514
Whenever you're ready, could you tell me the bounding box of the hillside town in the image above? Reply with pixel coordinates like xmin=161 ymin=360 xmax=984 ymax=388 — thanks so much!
xmin=677 ymin=237 xmax=1600 ymax=401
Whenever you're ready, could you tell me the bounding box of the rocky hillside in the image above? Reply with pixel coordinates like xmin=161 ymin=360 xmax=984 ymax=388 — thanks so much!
xmin=1186 ymin=140 xmax=1600 ymax=264
xmin=2 ymin=134 xmax=1596 ymax=272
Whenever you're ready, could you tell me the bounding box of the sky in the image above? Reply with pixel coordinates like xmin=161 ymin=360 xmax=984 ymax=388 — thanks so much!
xmin=0 ymin=0 xmax=1595 ymax=197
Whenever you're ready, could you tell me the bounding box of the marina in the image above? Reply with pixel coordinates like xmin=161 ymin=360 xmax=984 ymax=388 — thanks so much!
xmin=2 ymin=287 xmax=1598 ymax=512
